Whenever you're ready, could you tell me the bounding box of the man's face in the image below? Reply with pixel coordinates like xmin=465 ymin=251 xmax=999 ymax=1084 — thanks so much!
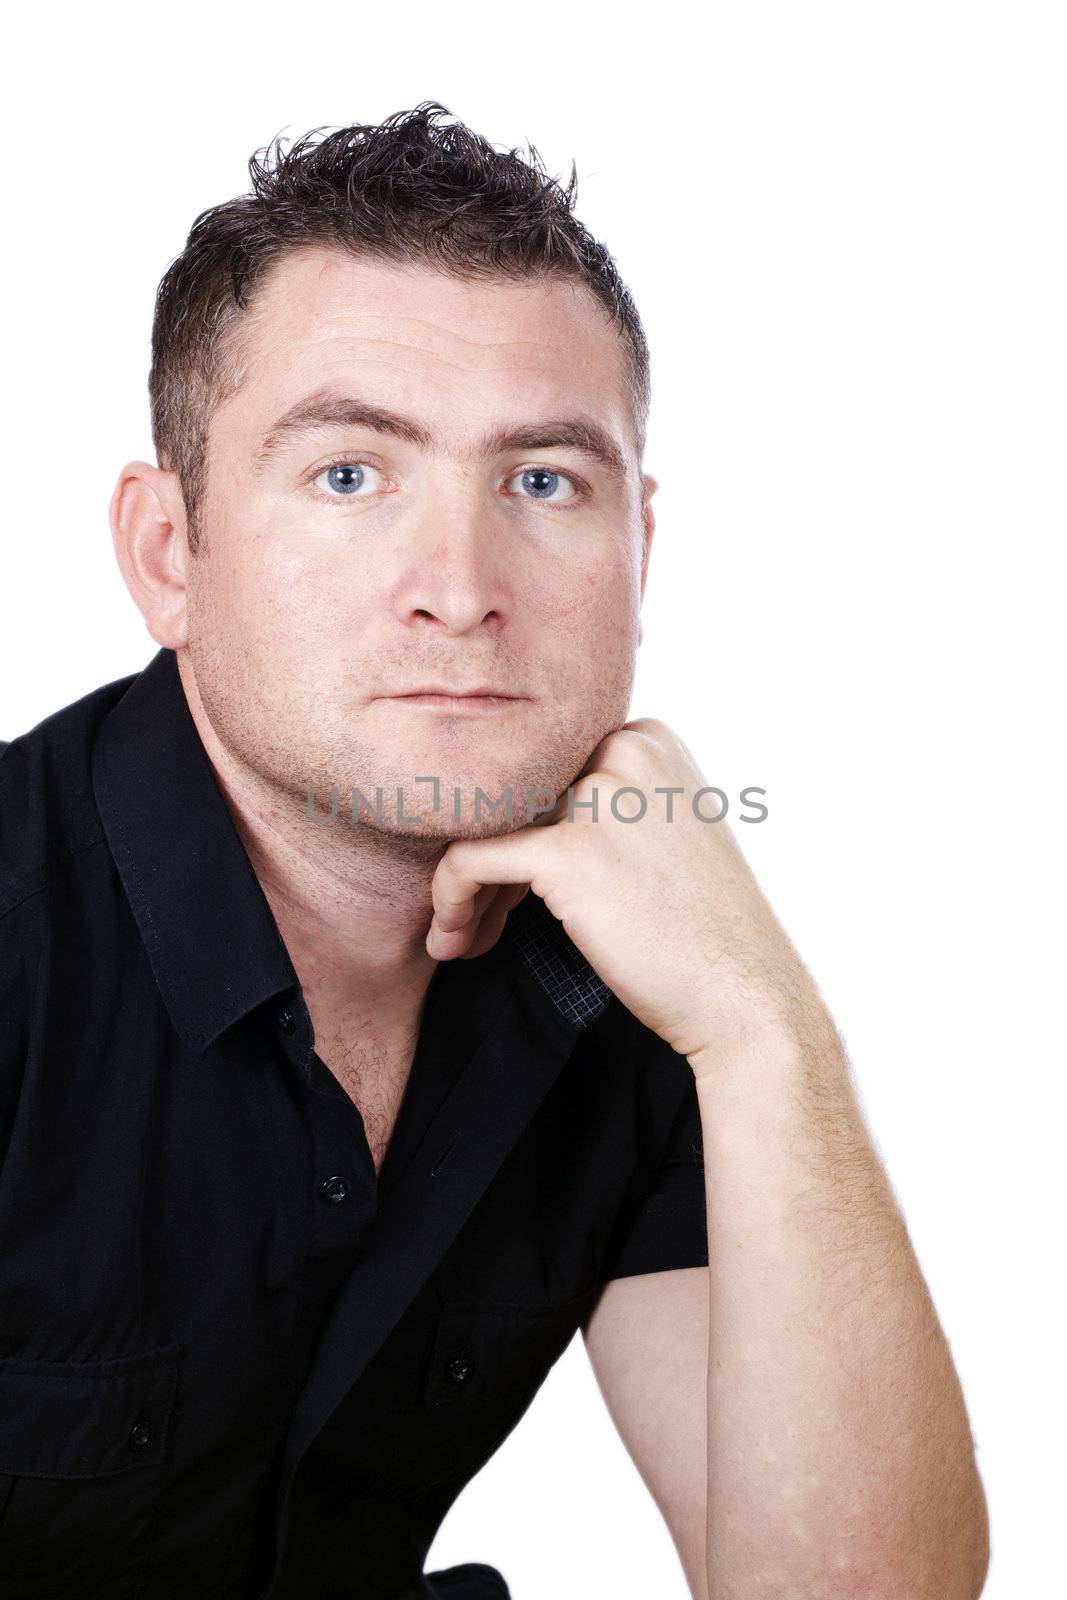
xmin=182 ymin=246 xmax=653 ymax=839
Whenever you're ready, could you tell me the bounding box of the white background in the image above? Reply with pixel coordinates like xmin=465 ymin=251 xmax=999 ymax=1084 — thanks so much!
xmin=2 ymin=4 xmax=1062 ymax=1595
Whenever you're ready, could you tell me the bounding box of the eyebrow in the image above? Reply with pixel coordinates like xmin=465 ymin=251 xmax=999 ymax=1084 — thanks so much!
xmin=253 ymin=390 xmax=629 ymax=483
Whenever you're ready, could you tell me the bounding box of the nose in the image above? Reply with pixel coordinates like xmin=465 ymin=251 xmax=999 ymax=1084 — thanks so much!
xmin=394 ymin=507 xmax=511 ymax=637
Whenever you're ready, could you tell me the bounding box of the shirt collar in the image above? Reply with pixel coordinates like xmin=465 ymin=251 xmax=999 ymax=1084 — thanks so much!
xmin=91 ymin=647 xmax=612 ymax=1058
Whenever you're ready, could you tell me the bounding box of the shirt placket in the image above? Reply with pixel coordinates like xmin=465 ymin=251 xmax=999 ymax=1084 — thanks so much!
xmin=270 ymin=993 xmax=378 ymax=1279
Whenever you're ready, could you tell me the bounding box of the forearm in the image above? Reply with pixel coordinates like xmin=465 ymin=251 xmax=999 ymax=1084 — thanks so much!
xmin=690 ymin=1013 xmax=989 ymax=1600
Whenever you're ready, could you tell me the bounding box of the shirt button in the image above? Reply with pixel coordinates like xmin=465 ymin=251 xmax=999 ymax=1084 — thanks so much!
xmin=321 ymin=1174 xmax=349 ymax=1203
xmin=444 ymin=1356 xmax=476 ymax=1385
xmin=276 ymin=1007 xmax=296 ymax=1036
xmin=128 ymin=1421 xmax=152 ymax=1449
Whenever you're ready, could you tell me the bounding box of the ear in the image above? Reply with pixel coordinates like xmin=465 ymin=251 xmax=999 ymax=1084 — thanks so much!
xmin=108 ymin=462 xmax=193 ymax=650
xmin=637 ymin=472 xmax=659 ymax=646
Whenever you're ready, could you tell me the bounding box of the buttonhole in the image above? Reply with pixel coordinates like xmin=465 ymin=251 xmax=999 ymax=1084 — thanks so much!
xmin=429 ymin=1131 xmax=462 ymax=1178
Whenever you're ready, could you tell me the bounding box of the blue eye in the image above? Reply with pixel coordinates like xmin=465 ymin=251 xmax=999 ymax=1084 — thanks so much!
xmin=315 ymin=462 xmax=384 ymax=497
xmin=510 ymin=468 xmax=578 ymax=503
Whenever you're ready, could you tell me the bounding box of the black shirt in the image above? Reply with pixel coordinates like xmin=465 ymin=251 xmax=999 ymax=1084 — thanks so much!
xmin=0 ymin=646 xmax=709 ymax=1600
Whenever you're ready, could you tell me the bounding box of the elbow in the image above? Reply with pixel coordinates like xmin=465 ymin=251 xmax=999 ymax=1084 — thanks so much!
xmin=942 ymin=1460 xmax=991 ymax=1600
xmin=864 ymin=1467 xmax=991 ymax=1600
xmin=821 ymin=1471 xmax=991 ymax=1600
xmin=957 ymin=1474 xmax=991 ymax=1600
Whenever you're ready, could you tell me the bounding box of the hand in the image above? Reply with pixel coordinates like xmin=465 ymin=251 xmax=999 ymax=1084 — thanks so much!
xmin=426 ymin=719 xmax=821 ymax=1069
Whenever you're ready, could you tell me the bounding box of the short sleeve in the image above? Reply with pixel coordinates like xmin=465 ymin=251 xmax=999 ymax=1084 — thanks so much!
xmin=600 ymin=1071 xmax=709 ymax=1282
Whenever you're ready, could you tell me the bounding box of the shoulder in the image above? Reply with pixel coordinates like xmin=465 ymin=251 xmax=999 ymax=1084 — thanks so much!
xmin=0 ymin=669 xmax=143 ymax=1125
xmin=0 ymin=667 xmax=138 ymax=922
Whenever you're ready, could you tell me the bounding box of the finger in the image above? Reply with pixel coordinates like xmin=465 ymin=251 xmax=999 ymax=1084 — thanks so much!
xmin=425 ymin=881 xmax=499 ymax=961
xmin=458 ymin=883 xmax=531 ymax=960
xmin=429 ymin=833 xmax=545 ymax=936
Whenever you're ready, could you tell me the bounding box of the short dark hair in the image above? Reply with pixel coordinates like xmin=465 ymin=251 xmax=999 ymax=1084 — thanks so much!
xmin=148 ymin=102 xmax=651 ymax=556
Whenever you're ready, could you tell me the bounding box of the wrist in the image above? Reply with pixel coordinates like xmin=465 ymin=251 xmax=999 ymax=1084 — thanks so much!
xmin=687 ymin=992 xmax=844 ymax=1086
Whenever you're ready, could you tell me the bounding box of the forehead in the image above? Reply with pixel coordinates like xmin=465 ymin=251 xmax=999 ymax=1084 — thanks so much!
xmin=229 ymin=246 xmax=632 ymax=436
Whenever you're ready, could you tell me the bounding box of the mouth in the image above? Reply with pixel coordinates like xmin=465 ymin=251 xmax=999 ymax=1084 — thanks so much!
xmin=386 ymin=690 xmax=525 ymax=714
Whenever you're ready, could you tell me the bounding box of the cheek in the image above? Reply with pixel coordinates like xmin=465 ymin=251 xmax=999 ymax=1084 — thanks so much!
xmin=534 ymin=552 xmax=640 ymax=638
xmin=527 ymin=558 xmax=641 ymax=733
xmin=210 ymin=539 xmax=371 ymax=650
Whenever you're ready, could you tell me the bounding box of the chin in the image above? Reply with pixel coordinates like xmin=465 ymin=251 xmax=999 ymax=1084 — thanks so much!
xmin=301 ymin=735 xmax=573 ymax=836
xmin=416 ymin=790 xmax=545 ymax=835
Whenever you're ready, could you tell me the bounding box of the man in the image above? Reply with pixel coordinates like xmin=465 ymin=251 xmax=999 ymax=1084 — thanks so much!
xmin=0 ymin=103 xmax=988 ymax=1600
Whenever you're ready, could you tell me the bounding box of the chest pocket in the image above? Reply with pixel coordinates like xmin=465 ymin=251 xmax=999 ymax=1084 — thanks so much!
xmin=0 ymin=1341 xmax=180 ymax=1600
xmin=388 ymin=1288 xmax=598 ymax=1492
